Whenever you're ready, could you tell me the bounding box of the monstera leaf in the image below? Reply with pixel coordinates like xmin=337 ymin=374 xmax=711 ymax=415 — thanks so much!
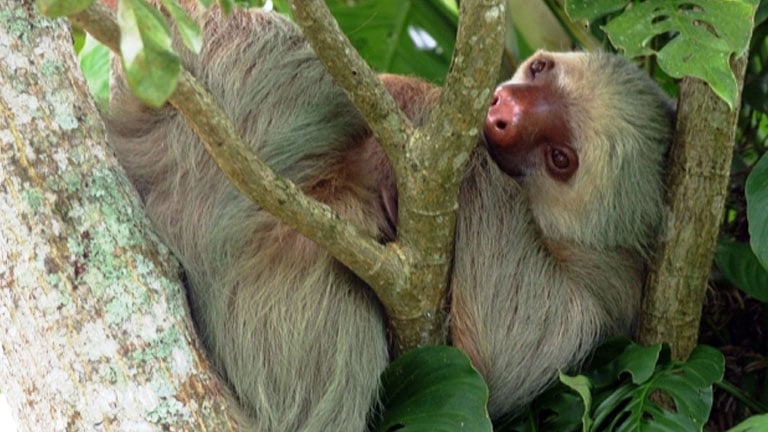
xmin=499 ymin=340 xmax=723 ymax=432
xmin=566 ymin=0 xmax=758 ymax=109
xmin=578 ymin=343 xmax=723 ymax=431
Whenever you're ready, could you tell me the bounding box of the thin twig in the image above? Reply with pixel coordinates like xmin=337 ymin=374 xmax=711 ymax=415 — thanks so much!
xmin=288 ymin=0 xmax=412 ymax=168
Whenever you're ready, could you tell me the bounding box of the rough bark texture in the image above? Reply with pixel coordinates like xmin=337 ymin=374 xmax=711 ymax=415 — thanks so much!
xmin=638 ymin=55 xmax=749 ymax=360
xmin=0 ymin=1 xmax=237 ymax=430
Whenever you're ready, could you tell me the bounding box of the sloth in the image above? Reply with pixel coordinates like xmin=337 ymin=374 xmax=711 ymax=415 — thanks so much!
xmin=107 ymin=7 xmax=674 ymax=431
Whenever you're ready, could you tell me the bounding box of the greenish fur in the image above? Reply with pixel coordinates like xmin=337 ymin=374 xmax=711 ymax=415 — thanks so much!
xmin=107 ymin=8 xmax=674 ymax=431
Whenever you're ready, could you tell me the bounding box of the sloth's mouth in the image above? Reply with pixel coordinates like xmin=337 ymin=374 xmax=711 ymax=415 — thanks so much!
xmin=482 ymin=131 xmax=525 ymax=180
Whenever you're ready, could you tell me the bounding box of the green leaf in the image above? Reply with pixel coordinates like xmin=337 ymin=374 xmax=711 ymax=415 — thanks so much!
xmin=327 ymin=0 xmax=457 ymax=84
xmin=682 ymin=345 xmax=726 ymax=386
xmin=159 ymin=0 xmax=202 ymax=54
xmin=559 ymin=373 xmax=593 ymax=432
xmin=36 ymin=0 xmax=92 ymax=17
xmin=72 ymin=26 xmax=86 ymax=53
xmin=615 ymin=343 xmax=663 ymax=385
xmin=727 ymin=414 xmax=768 ymax=432
xmin=589 ymin=342 xmax=662 ymax=388
xmin=715 ymin=239 xmax=768 ymax=302
xmin=501 ymin=341 xmax=722 ymax=432
xmin=577 ymin=342 xmax=722 ymax=431
xmin=747 ymin=154 xmax=768 ymax=271
xmin=372 ymin=346 xmax=491 ymax=432
xmin=77 ymin=33 xmax=111 ymax=109
xmin=566 ymin=0 xmax=758 ymax=110
xmin=271 ymin=0 xmax=292 ymax=15
xmin=607 ymin=345 xmax=722 ymax=431
xmin=494 ymin=383 xmax=585 ymax=432
xmin=565 ymin=0 xmax=629 ymax=20
xmin=118 ymin=0 xmax=180 ymax=108
xmin=638 ymin=408 xmax=704 ymax=432
xmin=219 ymin=0 xmax=234 ymax=14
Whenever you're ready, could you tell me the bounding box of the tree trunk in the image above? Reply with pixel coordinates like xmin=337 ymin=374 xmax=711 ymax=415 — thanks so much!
xmin=638 ymin=54 xmax=750 ymax=360
xmin=0 ymin=1 xmax=237 ymax=429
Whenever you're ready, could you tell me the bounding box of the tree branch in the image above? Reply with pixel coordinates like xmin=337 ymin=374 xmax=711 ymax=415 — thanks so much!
xmin=290 ymin=0 xmax=505 ymax=352
xmin=394 ymin=0 xmax=507 ymax=350
xmin=288 ymin=0 xmax=412 ymax=168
